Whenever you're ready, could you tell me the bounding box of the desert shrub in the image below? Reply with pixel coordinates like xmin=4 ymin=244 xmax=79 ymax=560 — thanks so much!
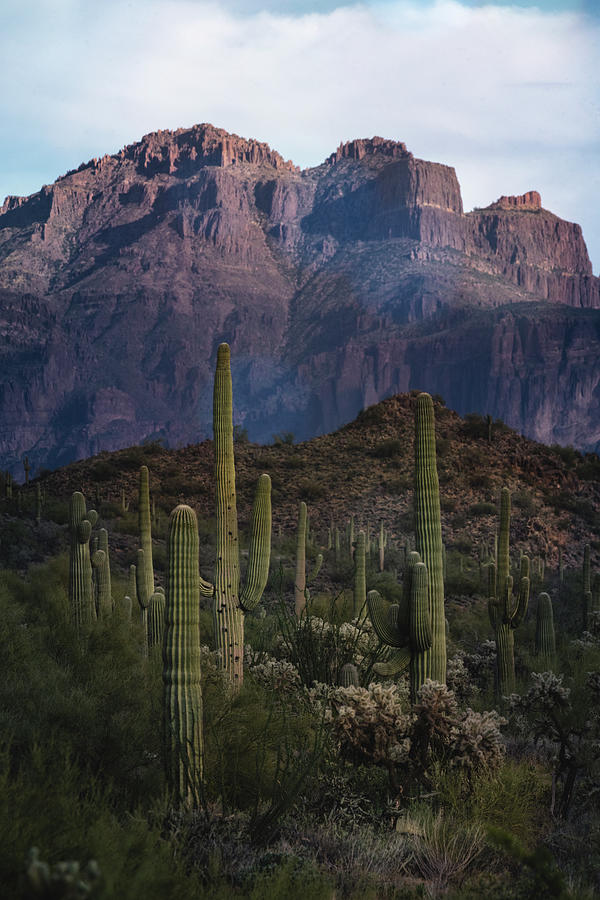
xmin=275 ymin=612 xmax=382 ymax=687
xmin=371 ymin=439 xmax=402 ymax=459
xmin=297 ymin=479 xmax=326 ymax=500
xmin=0 ymin=743 xmax=204 ymax=900
xmin=468 ymin=471 xmax=493 ymax=489
xmin=470 ymin=501 xmax=496 ymax=517
xmin=272 ymin=432 xmax=295 ymax=446
xmin=508 ymin=670 xmax=600 ymax=818
xmin=91 ymin=460 xmax=119 ymax=482
xmin=461 ymin=641 xmax=497 ymax=693
xmin=577 ymin=453 xmax=600 ymax=481
xmin=512 ymin=489 xmax=536 ymax=513
xmin=404 ymin=808 xmax=485 ymax=895
xmin=202 ymin=676 xmax=325 ymax=843
xmin=549 ymin=444 xmax=581 ymax=468
xmin=117 ymin=447 xmax=146 ymax=470
xmin=436 ymin=436 xmax=450 ymax=457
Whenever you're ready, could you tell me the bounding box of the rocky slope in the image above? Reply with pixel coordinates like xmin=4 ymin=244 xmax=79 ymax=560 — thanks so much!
xmin=0 ymin=123 xmax=599 ymax=474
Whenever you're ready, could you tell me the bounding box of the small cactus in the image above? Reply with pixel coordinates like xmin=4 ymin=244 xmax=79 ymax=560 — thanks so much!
xmin=339 ymin=662 xmax=359 ymax=687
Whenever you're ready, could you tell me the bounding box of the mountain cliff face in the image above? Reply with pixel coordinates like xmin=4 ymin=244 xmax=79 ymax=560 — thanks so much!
xmin=0 ymin=123 xmax=599 ymax=474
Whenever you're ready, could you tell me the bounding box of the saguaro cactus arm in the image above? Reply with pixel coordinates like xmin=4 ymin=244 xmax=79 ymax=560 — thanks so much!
xmin=410 ymin=561 xmax=432 ymax=652
xmin=368 ymin=590 xmax=406 ymax=647
xmin=239 ymin=474 xmax=272 ymax=612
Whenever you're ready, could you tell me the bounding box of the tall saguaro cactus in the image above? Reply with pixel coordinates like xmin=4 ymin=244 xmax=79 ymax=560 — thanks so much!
xmin=369 ymin=551 xmax=432 ymax=702
xmin=414 ymin=392 xmax=446 ymax=683
xmin=353 ymin=530 xmax=366 ymax=619
xmin=488 ymin=487 xmax=530 ymax=696
xmin=294 ymin=500 xmax=323 ymax=617
xmin=163 ymin=505 xmax=203 ymax=805
xmin=209 ymin=344 xmax=272 ymax=686
xmin=68 ymin=492 xmax=95 ymax=631
xmin=535 ymin=592 xmax=556 ymax=669
xmin=138 ymin=466 xmax=155 ymax=602
xmin=295 ymin=501 xmax=308 ymax=617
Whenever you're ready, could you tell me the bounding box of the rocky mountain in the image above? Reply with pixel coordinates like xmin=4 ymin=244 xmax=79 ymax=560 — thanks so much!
xmin=1 ymin=123 xmax=599 ymax=475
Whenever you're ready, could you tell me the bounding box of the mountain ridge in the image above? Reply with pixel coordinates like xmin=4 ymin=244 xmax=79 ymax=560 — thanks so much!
xmin=0 ymin=123 xmax=599 ymax=475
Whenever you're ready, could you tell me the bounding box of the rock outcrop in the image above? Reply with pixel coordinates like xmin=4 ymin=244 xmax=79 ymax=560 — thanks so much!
xmin=0 ymin=123 xmax=598 ymax=474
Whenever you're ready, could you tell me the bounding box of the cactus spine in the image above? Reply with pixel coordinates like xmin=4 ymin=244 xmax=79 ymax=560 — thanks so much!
xmin=211 ymin=344 xmax=272 ymax=686
xmin=369 ymin=553 xmax=432 ymax=702
xmin=163 ymin=505 xmax=203 ymax=805
xmin=414 ymin=392 xmax=446 ymax=683
xmin=488 ymin=488 xmax=530 ymax=696
xmin=535 ymin=592 xmax=556 ymax=668
xmin=68 ymin=492 xmax=94 ymax=631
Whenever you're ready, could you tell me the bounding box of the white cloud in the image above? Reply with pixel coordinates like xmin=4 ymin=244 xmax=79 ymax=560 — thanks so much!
xmin=1 ymin=0 xmax=599 ymax=270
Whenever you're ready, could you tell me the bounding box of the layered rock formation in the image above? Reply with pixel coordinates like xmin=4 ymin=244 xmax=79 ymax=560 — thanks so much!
xmin=0 ymin=123 xmax=598 ymax=474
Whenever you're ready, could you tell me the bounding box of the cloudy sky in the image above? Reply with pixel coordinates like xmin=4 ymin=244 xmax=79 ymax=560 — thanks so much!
xmin=1 ymin=0 xmax=599 ymax=271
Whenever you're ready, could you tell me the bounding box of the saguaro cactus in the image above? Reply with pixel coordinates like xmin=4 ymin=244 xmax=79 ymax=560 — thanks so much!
xmin=137 ymin=549 xmax=163 ymax=656
xmin=91 ymin=550 xmax=111 ymax=619
xmin=535 ymin=592 xmax=556 ymax=669
xmin=488 ymin=488 xmax=530 ymax=696
xmin=414 ymin=392 xmax=446 ymax=683
xmin=163 ymin=505 xmax=203 ymax=805
xmin=148 ymin=591 xmax=166 ymax=649
xmin=295 ymin=501 xmax=307 ymax=617
xmin=369 ymin=551 xmax=432 ymax=702
xmin=208 ymin=344 xmax=272 ymax=686
xmin=138 ymin=466 xmax=155 ymax=602
xmin=68 ymin=492 xmax=95 ymax=631
xmin=294 ymin=500 xmax=323 ymax=617
xmin=353 ymin=530 xmax=366 ymax=619
xmin=339 ymin=663 xmax=359 ymax=687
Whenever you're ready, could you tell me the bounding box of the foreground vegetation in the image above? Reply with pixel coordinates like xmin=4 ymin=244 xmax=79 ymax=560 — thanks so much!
xmin=1 ymin=348 xmax=600 ymax=898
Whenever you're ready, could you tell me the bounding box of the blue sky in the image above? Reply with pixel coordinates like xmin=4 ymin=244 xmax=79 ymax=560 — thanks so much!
xmin=1 ymin=0 xmax=599 ymax=271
